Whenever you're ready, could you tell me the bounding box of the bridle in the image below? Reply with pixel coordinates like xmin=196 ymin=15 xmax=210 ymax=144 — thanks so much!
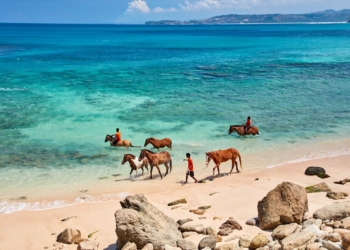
xmin=206 ymin=154 xmax=210 ymax=166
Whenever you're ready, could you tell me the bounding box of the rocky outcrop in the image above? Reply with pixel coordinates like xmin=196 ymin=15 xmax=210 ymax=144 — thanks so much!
xmin=56 ymin=228 xmax=81 ymax=244
xmin=258 ymin=182 xmax=308 ymax=230
xmin=115 ymin=194 xmax=182 ymax=250
xmin=313 ymin=201 xmax=350 ymax=221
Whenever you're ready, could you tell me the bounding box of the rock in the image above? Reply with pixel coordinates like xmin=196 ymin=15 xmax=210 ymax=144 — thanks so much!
xmin=199 ymin=206 xmax=211 ymax=210
xmin=327 ymin=191 xmax=348 ymax=200
xmin=224 ymin=235 xmax=240 ymax=242
xmin=258 ymin=182 xmax=308 ymax=230
xmin=303 ymin=212 xmax=311 ymax=222
xmin=342 ymin=232 xmax=350 ymax=250
xmin=334 ymin=228 xmax=350 ymax=237
xmin=313 ymin=201 xmax=350 ymax=221
xmin=305 ymin=166 xmax=326 ymax=176
xmin=190 ymin=209 xmax=205 ymax=215
xmin=206 ymin=227 xmax=216 ymax=236
xmin=302 ymin=218 xmax=322 ymax=229
xmin=198 ymin=237 xmax=216 ymax=250
xmin=177 ymin=218 xmax=193 ymax=226
xmin=77 ymin=240 xmax=99 ymax=250
xmin=321 ymin=225 xmax=333 ymax=234
xmin=272 ymin=223 xmax=299 ymax=239
xmin=213 ymin=235 xmax=222 ymax=243
xmin=239 ymin=235 xmax=251 ymax=248
xmin=334 ymin=178 xmax=350 ymax=185
xmin=217 ymin=228 xmax=232 ymax=236
xmin=306 ymin=243 xmax=322 ymax=250
xmin=219 ymin=219 xmax=242 ymax=231
xmin=164 ymin=244 xmax=182 ymax=250
xmin=121 ymin=242 xmax=137 ymax=250
xmin=317 ymin=173 xmax=330 ymax=179
xmin=301 ymin=224 xmax=326 ymax=239
xmin=56 ymin=228 xmax=81 ymax=244
xmin=141 ymin=243 xmax=154 ymax=250
xmin=341 ymin=217 xmax=350 ymax=229
xmin=295 ymin=225 xmax=303 ymax=233
xmin=281 ymin=231 xmax=316 ymax=249
xmin=168 ymin=199 xmax=187 ymax=206
xmin=115 ymin=194 xmax=182 ymax=250
xmin=305 ymin=182 xmax=332 ymax=193
xmin=322 ymin=240 xmax=342 ymax=250
xmin=214 ymin=241 xmax=239 ymax=250
xmin=179 ymin=225 xmax=207 ymax=234
xmin=61 ymin=216 xmax=77 ymax=222
xmin=325 ymin=220 xmax=334 ymax=227
xmin=183 ymin=232 xmax=198 ymax=238
xmin=75 ymin=238 xmax=89 ymax=244
xmin=272 ymin=243 xmax=281 ymax=250
xmin=334 ymin=221 xmax=342 ymax=228
xmin=249 ymin=234 xmax=269 ymax=249
xmin=177 ymin=239 xmax=196 ymax=250
xmin=324 ymin=233 xmax=341 ymax=242
xmin=245 ymin=218 xmax=257 ymax=226
xmin=213 ymin=217 xmax=222 ymax=220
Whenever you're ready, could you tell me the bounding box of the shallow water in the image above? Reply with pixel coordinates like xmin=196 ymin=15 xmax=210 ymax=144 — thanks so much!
xmin=1 ymin=23 xmax=350 ymax=213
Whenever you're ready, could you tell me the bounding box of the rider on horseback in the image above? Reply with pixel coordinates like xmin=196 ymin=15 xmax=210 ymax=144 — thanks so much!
xmin=113 ymin=128 xmax=121 ymax=145
xmin=244 ymin=116 xmax=252 ymax=134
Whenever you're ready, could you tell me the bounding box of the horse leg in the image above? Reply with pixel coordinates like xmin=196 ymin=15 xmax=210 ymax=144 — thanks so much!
xmin=156 ymin=164 xmax=163 ymax=179
xmin=229 ymin=162 xmax=234 ymax=175
xmin=235 ymin=160 xmax=240 ymax=173
xmin=135 ymin=168 xmax=138 ymax=178
xmin=217 ymin=164 xmax=221 ymax=177
xmin=150 ymin=165 xmax=154 ymax=179
xmin=130 ymin=168 xmax=133 ymax=178
xmin=141 ymin=166 xmax=144 ymax=176
xmin=164 ymin=163 xmax=169 ymax=176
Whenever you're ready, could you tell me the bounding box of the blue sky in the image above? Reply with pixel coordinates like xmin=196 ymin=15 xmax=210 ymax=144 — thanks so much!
xmin=0 ymin=0 xmax=348 ymax=24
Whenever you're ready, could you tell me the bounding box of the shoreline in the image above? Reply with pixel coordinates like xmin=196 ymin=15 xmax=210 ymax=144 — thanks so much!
xmin=1 ymin=153 xmax=349 ymax=249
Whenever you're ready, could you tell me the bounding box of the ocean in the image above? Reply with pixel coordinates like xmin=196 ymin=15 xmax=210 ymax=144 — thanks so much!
xmin=1 ymin=23 xmax=350 ymax=213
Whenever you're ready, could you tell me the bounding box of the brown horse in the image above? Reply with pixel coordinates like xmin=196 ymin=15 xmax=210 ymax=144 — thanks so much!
xmin=121 ymin=154 xmax=149 ymax=178
xmin=205 ymin=148 xmax=242 ymax=177
xmin=228 ymin=125 xmax=259 ymax=136
xmin=104 ymin=135 xmax=141 ymax=148
xmin=144 ymin=137 xmax=172 ymax=151
xmin=138 ymin=149 xmax=172 ymax=179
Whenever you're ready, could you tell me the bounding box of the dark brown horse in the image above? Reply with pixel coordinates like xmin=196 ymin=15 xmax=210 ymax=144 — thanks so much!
xmin=121 ymin=154 xmax=149 ymax=178
xmin=104 ymin=135 xmax=141 ymax=148
xmin=228 ymin=125 xmax=259 ymax=136
xmin=205 ymin=148 xmax=242 ymax=177
xmin=138 ymin=149 xmax=172 ymax=179
xmin=144 ymin=137 xmax=172 ymax=151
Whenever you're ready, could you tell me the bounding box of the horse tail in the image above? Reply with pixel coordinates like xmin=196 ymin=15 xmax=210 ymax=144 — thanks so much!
xmin=238 ymin=153 xmax=243 ymax=170
xmin=170 ymin=159 xmax=172 ymax=173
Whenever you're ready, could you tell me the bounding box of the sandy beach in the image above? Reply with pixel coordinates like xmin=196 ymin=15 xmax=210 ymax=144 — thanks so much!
xmin=0 ymin=154 xmax=349 ymax=250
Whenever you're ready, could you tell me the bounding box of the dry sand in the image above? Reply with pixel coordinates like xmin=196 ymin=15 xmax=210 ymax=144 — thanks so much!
xmin=0 ymin=154 xmax=349 ymax=250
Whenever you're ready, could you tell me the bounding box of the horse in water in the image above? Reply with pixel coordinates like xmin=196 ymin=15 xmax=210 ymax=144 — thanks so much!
xmin=144 ymin=137 xmax=172 ymax=151
xmin=228 ymin=125 xmax=260 ymax=136
xmin=205 ymin=148 xmax=242 ymax=177
xmin=138 ymin=149 xmax=172 ymax=179
xmin=121 ymin=154 xmax=149 ymax=178
xmin=104 ymin=135 xmax=140 ymax=148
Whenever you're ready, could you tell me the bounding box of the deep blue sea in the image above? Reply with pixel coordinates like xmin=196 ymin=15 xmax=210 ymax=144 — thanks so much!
xmin=1 ymin=23 xmax=350 ymax=213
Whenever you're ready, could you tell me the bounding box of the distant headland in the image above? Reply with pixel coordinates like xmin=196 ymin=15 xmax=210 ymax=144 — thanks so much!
xmin=146 ymin=9 xmax=350 ymax=25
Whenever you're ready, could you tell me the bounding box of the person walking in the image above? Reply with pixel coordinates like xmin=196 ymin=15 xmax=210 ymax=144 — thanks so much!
xmin=183 ymin=153 xmax=198 ymax=184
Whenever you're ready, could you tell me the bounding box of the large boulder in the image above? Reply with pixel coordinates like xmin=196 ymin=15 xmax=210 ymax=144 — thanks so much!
xmin=115 ymin=194 xmax=182 ymax=250
xmin=257 ymin=182 xmax=309 ymax=230
xmin=305 ymin=167 xmax=325 ymax=176
xmin=313 ymin=201 xmax=350 ymax=221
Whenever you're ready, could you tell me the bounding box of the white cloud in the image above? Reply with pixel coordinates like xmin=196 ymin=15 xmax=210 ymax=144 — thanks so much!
xmin=153 ymin=7 xmax=177 ymax=13
xmin=127 ymin=0 xmax=151 ymax=13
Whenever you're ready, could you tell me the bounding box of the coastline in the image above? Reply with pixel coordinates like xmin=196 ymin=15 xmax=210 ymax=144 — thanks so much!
xmin=1 ymin=153 xmax=349 ymax=249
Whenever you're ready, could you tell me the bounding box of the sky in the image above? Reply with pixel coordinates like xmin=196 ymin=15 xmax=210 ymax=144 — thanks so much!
xmin=0 ymin=0 xmax=349 ymax=24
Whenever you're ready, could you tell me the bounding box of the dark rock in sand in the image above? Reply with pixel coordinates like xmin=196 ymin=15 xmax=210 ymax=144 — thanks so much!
xmin=305 ymin=182 xmax=332 ymax=193
xmin=168 ymin=199 xmax=187 ymax=206
xmin=198 ymin=236 xmax=216 ymax=250
xmin=258 ymin=182 xmax=308 ymax=230
xmin=218 ymin=219 xmax=242 ymax=235
xmin=304 ymin=166 xmax=325 ymax=176
xmin=334 ymin=178 xmax=350 ymax=185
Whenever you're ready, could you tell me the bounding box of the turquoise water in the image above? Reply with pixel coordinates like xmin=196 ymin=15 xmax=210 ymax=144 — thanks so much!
xmin=1 ymin=23 xmax=350 ymax=213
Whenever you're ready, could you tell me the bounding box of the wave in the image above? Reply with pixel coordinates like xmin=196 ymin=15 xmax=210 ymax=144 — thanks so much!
xmin=0 ymin=87 xmax=27 ymax=92
xmin=0 ymin=192 xmax=129 ymax=214
xmin=265 ymin=147 xmax=350 ymax=169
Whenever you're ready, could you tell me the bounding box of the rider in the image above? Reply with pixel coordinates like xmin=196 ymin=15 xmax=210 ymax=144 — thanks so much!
xmin=244 ymin=116 xmax=252 ymax=133
xmin=113 ymin=128 xmax=121 ymax=145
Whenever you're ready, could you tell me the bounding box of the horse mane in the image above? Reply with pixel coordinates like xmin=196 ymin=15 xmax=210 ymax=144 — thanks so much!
xmin=142 ymin=149 xmax=156 ymax=154
xmin=230 ymin=125 xmax=243 ymax=127
xmin=147 ymin=137 xmax=156 ymax=140
xmin=124 ymin=154 xmax=135 ymax=158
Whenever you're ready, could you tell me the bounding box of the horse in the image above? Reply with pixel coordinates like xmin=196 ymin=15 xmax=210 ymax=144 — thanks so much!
xmin=144 ymin=137 xmax=172 ymax=151
xmin=228 ymin=125 xmax=260 ymax=136
xmin=138 ymin=149 xmax=172 ymax=179
xmin=205 ymin=148 xmax=242 ymax=177
xmin=121 ymin=154 xmax=149 ymax=178
xmin=104 ymin=135 xmax=141 ymax=148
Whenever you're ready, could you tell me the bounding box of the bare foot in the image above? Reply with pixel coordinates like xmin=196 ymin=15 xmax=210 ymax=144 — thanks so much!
xmin=195 ymin=180 xmax=198 ymax=183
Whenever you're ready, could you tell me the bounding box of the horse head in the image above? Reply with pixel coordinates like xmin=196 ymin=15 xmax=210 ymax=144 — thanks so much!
xmin=228 ymin=125 xmax=241 ymax=134
xmin=144 ymin=138 xmax=150 ymax=147
xmin=121 ymin=154 xmax=128 ymax=165
xmin=105 ymin=134 xmax=113 ymax=142
xmin=205 ymin=152 xmax=212 ymax=166
xmin=139 ymin=149 xmax=146 ymax=161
